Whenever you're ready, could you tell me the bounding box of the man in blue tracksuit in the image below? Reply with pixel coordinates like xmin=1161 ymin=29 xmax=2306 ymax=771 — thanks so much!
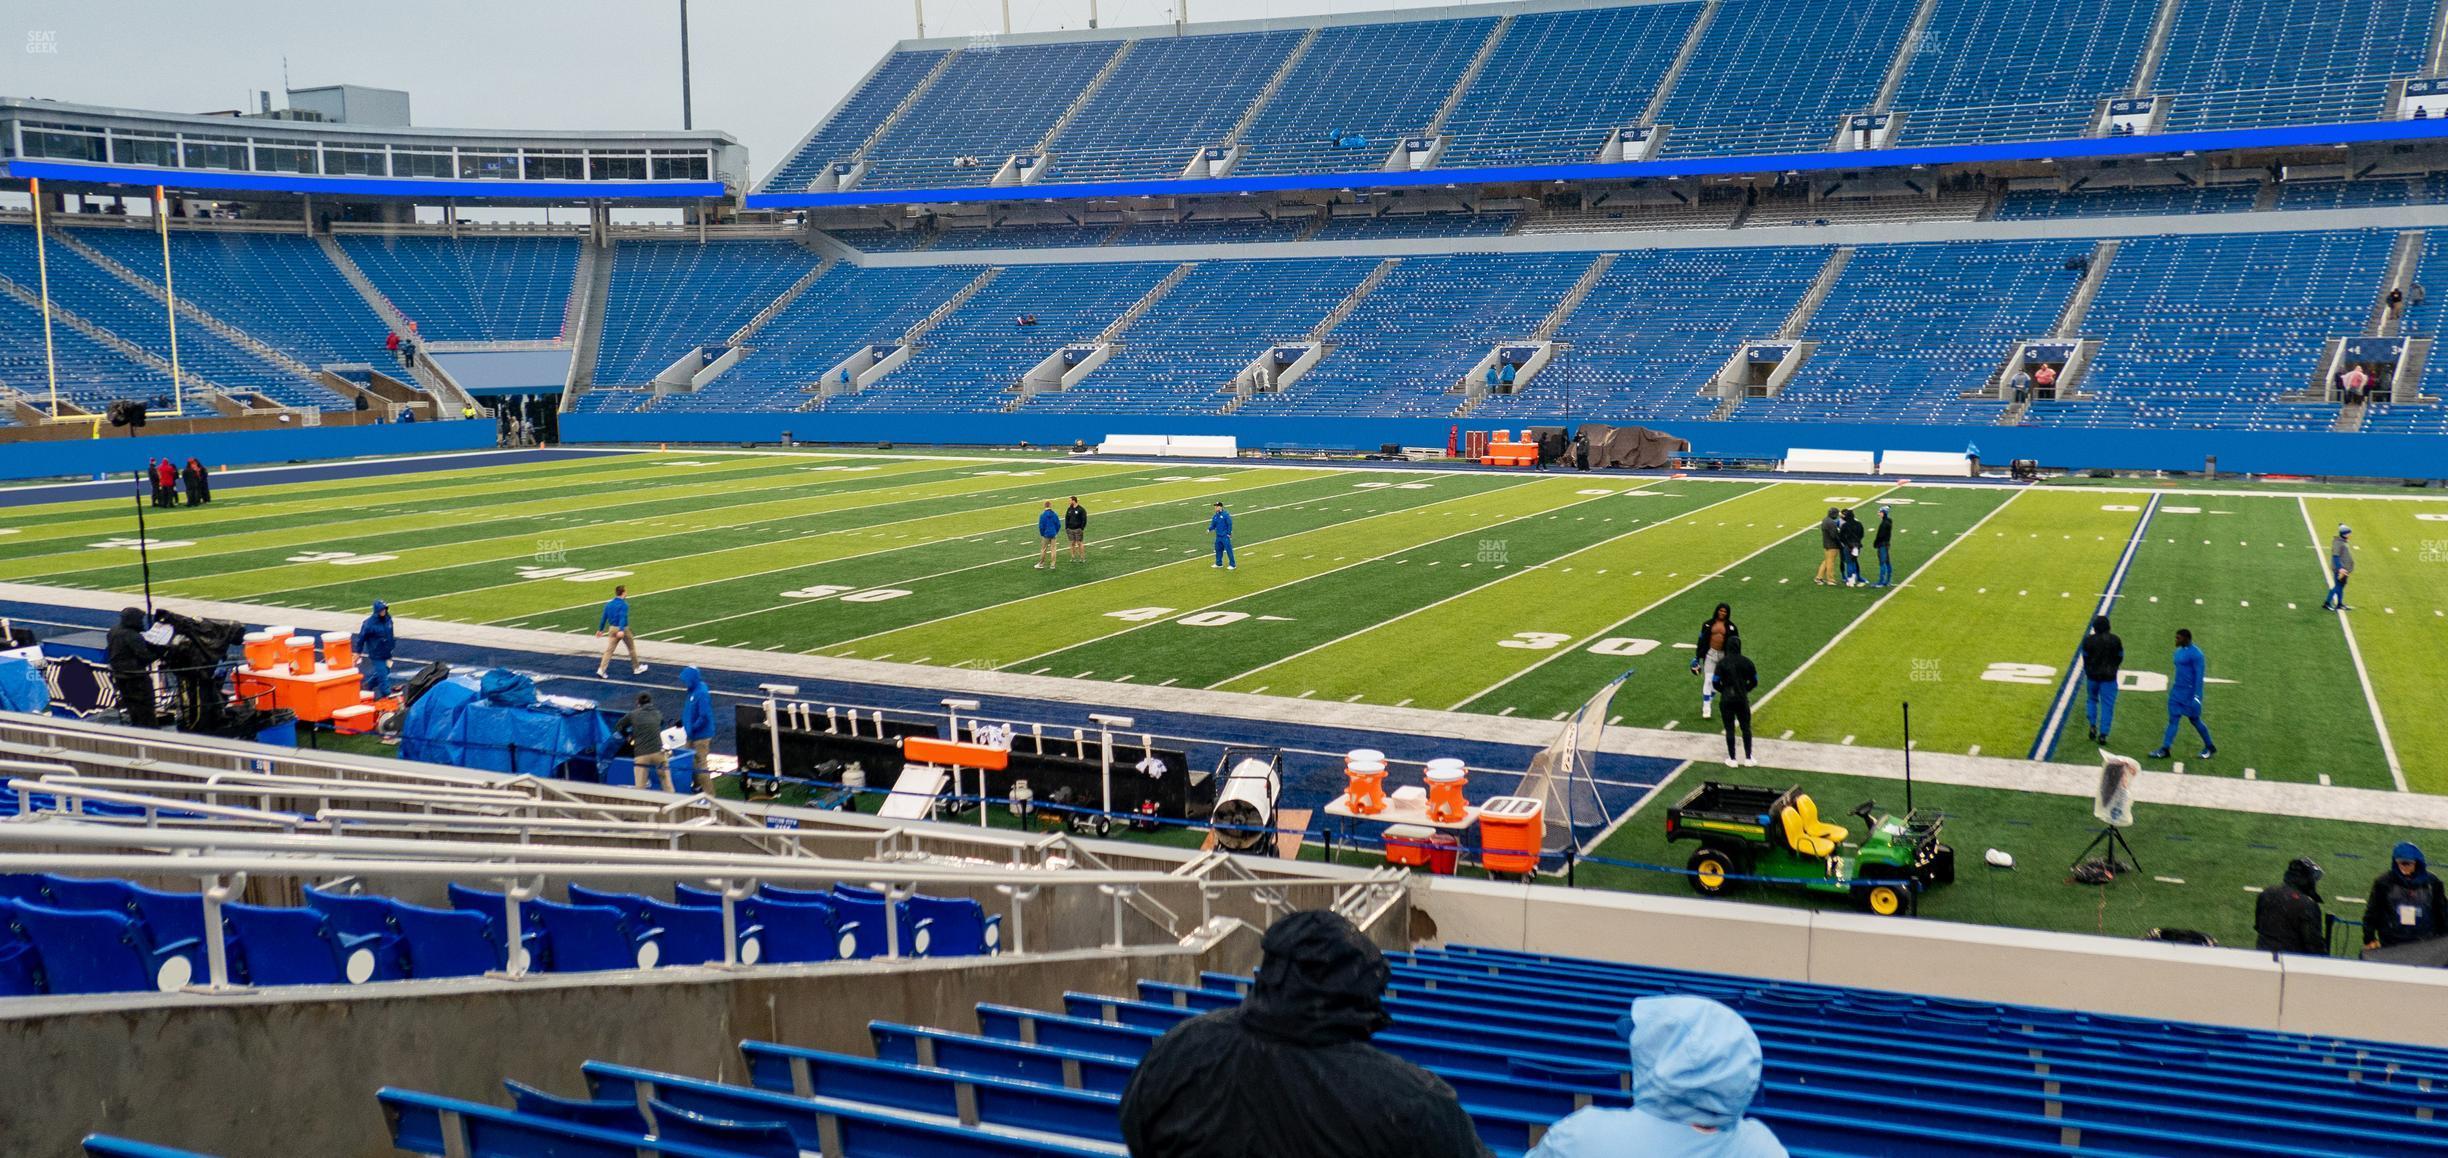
xmin=680 ymin=666 xmax=715 ymax=778
xmin=1210 ymin=502 xmax=1236 ymax=569
xmin=2149 ymin=628 xmax=2215 ymax=760
xmin=2323 ymin=524 xmax=2354 ymax=611
xmin=1036 ymin=500 xmax=1062 ymax=570
xmin=2078 ymin=614 xmax=2121 ymax=746
xmin=596 ymin=584 xmax=645 ymax=678
xmin=352 ymin=600 xmax=396 ymax=697
xmin=1872 ymin=505 xmax=1895 ymax=587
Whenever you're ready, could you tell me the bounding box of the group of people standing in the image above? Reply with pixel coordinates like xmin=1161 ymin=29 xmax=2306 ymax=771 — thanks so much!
xmin=2254 ymin=842 xmax=2448 ymax=959
xmin=1813 ymin=505 xmax=1893 ymax=588
xmin=2076 ymin=616 xmax=2216 ymax=760
xmin=145 ymin=457 xmax=211 ymax=508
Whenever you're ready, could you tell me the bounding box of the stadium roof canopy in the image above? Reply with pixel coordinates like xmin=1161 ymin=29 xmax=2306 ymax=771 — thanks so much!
xmin=0 ymin=97 xmax=743 ymax=203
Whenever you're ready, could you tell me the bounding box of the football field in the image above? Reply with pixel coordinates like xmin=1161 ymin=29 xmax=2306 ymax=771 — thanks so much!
xmin=7 ymin=449 xmax=2442 ymax=792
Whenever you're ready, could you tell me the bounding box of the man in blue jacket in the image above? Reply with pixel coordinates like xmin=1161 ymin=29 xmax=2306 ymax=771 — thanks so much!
xmin=1528 ymin=995 xmax=1787 ymax=1157
xmin=352 ymin=600 xmax=396 ymax=697
xmin=2149 ymin=628 xmax=2215 ymax=760
xmin=596 ymin=584 xmax=645 ymax=678
xmin=1036 ymin=500 xmax=1062 ymax=570
xmin=680 ymin=666 xmax=716 ymax=779
xmin=1210 ymin=502 xmax=1236 ymax=569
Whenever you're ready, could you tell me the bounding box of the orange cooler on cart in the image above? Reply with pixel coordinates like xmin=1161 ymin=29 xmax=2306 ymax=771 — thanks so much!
xmin=242 ymin=632 xmax=283 ymax=672
xmin=281 ymin=635 xmax=318 ymax=673
xmin=319 ymin=633 xmax=354 ymax=671
xmin=1477 ymin=795 xmax=1546 ymax=875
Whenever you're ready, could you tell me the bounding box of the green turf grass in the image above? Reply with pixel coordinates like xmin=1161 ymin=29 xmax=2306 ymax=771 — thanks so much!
xmin=2092 ymin=496 xmax=2388 ymax=787
xmin=1763 ymin=489 xmax=2142 ymax=755
xmin=2304 ymin=495 xmax=2448 ymax=792
xmin=822 ymin=474 xmax=1585 ymax=670
xmin=0 ymin=450 xmax=678 ymax=530
xmin=1018 ymin=481 xmax=1745 ymax=692
xmin=1209 ymin=482 xmax=1826 ymax=707
xmin=1589 ymin=766 xmax=2445 ymax=948
xmin=1468 ymin=487 xmax=2014 ymax=726
xmin=537 ymin=469 xmax=1348 ymax=647
xmin=10 ymin=458 xmax=974 ymax=588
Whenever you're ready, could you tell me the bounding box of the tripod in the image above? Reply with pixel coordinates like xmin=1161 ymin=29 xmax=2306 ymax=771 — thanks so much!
xmin=2072 ymin=823 xmax=2142 ymax=872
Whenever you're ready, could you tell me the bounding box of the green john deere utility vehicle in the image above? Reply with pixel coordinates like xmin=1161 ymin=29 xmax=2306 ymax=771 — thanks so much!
xmin=1665 ymin=781 xmax=1954 ymax=916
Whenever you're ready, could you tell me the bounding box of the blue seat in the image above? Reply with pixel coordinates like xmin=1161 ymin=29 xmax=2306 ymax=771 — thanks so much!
xmin=5 ymin=897 xmax=198 ymax=994
xmin=502 ymin=1078 xmax=650 ymax=1134
xmin=302 ymin=886 xmax=410 ymax=980
xmin=386 ymin=899 xmax=503 ymax=978
xmin=646 ymin=1099 xmax=799 ymax=1158
xmin=220 ymin=902 xmax=382 ymax=986
xmin=672 ymin=884 xmax=854 ymax=963
xmin=903 ymin=893 xmax=1002 ymax=958
xmin=448 ymin=883 xmax=657 ymax=974
xmin=380 ymin=1088 xmax=745 ymax=1158
xmin=570 ymin=885 xmax=759 ymax=967
xmin=0 ymin=906 xmax=47 ymax=995
xmin=37 ymin=875 xmax=212 ymax=974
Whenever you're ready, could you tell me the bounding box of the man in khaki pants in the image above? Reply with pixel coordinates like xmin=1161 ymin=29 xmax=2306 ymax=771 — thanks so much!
xmin=1813 ymin=508 xmax=1841 ymax=586
xmin=619 ymin=692 xmax=672 ymax=792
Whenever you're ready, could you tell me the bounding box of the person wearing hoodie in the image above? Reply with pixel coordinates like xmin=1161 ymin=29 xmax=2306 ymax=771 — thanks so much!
xmin=1813 ymin=509 xmax=1840 ymax=585
xmin=2323 ymin=524 xmax=2354 ymax=612
xmin=2255 ymin=857 xmax=2327 ymax=956
xmin=105 ymin=606 xmax=170 ymax=728
xmin=2078 ymin=615 xmax=2123 ymax=745
xmin=1712 ymin=637 xmax=1760 ymax=768
xmin=1872 ymin=505 xmax=1895 ymax=587
xmin=2363 ymin=841 xmax=2448 ymax=951
xmin=1528 ymin=995 xmax=1787 ymax=1158
xmin=1837 ymin=509 xmax=1866 ymax=587
xmin=1690 ymin=604 xmax=1739 ymax=721
xmin=2148 ymin=628 xmax=2214 ymax=760
xmin=1119 ymin=910 xmax=1487 ymax=1158
xmin=680 ymin=666 xmax=716 ymax=777
xmin=352 ymin=601 xmax=397 ymax=697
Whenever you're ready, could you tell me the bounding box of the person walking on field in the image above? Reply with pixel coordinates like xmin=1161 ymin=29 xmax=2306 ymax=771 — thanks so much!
xmin=1036 ymin=501 xmax=1062 ymax=570
xmin=1813 ymin=508 xmax=1840 ymax=585
xmin=1872 ymin=505 xmax=1895 ymax=587
xmin=596 ymin=584 xmax=646 ymax=678
xmin=1690 ymin=603 xmax=1739 ymax=721
xmin=2079 ymin=614 xmax=2122 ymax=745
xmin=2148 ymin=628 xmax=2214 ymax=760
xmin=1713 ymin=637 xmax=1760 ymax=768
xmin=1210 ymin=502 xmax=1237 ymax=569
xmin=2255 ymin=857 xmax=2328 ymax=956
xmin=1064 ymin=496 xmax=1088 ymax=563
xmin=2322 ymin=524 xmax=2354 ymax=611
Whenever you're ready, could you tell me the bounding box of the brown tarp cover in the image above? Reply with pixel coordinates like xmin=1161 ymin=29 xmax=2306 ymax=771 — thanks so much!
xmin=1576 ymin=424 xmax=1685 ymax=469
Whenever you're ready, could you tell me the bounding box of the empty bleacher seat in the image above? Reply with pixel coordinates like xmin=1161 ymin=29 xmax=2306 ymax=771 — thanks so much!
xmin=1234 ymin=18 xmax=1499 ymax=178
xmin=449 ymin=883 xmax=662 ymax=973
xmin=1 ymin=897 xmax=197 ymax=994
xmin=1656 ymin=0 xmax=1922 ymax=158
xmin=1892 ymin=0 xmax=2159 ymax=146
xmin=569 ymin=884 xmax=762 ymax=967
xmin=762 ymin=50 xmax=951 ymax=193
xmin=338 ymin=234 xmax=579 ymax=342
xmin=2155 ymin=0 xmax=2437 ymax=132
xmin=220 ymin=901 xmax=386 ymax=987
xmin=1044 ymin=30 xmax=1307 ymax=183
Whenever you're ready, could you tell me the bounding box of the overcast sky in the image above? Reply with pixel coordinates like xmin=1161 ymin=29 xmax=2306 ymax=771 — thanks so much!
xmin=11 ymin=0 xmax=1475 ymax=186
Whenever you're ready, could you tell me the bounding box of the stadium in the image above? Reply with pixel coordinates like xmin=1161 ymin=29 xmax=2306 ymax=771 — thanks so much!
xmin=9 ymin=0 xmax=2448 ymax=1153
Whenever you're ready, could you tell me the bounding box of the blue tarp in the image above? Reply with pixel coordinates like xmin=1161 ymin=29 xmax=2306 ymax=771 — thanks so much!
xmin=0 ymin=658 xmax=48 ymax=715
xmin=400 ymin=671 xmax=608 ymax=778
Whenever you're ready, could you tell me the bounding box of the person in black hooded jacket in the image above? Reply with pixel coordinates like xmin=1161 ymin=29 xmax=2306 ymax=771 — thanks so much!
xmin=1119 ymin=909 xmax=1488 ymax=1158
xmin=2254 ymin=857 xmax=2326 ymax=956
xmin=105 ymin=606 xmax=168 ymax=727
xmin=2078 ymin=615 xmax=2123 ymax=745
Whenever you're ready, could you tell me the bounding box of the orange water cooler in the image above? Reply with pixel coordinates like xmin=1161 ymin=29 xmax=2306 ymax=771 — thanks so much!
xmin=1477 ymin=795 xmax=1546 ymax=875
xmin=1423 ymin=758 xmax=1469 ymax=824
xmin=242 ymin=631 xmax=283 ymax=672
xmin=1342 ymin=749 xmax=1388 ymax=815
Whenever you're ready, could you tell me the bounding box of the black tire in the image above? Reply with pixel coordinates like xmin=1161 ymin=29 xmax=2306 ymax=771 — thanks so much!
xmin=1855 ymin=879 xmax=1916 ymax=917
xmin=1686 ymin=846 xmax=1743 ymax=896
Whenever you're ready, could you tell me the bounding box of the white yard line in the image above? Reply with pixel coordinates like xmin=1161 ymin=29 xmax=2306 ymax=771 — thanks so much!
xmin=2031 ymin=494 xmax=2158 ymax=760
xmin=1449 ymin=483 xmax=1900 ymax=711
xmin=1209 ymin=485 xmax=1766 ymax=691
xmin=1754 ymin=488 xmax=2027 ymax=710
xmin=2297 ymin=497 xmax=2406 ymax=792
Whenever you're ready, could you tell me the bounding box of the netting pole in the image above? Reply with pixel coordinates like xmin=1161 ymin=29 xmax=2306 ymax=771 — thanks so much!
xmin=29 ymin=178 xmax=60 ymax=422
xmin=1902 ymin=701 xmax=1914 ymax=813
xmin=155 ymin=186 xmax=184 ymax=417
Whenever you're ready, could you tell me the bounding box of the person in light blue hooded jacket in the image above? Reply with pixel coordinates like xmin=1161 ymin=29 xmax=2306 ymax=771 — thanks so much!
xmin=1528 ymin=996 xmax=1786 ymax=1158
xmin=680 ymin=666 xmax=716 ymax=776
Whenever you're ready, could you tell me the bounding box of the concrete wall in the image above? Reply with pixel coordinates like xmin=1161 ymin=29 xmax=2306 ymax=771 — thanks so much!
xmin=1415 ymin=878 xmax=2448 ymax=1045
xmin=0 ymin=944 xmax=1253 ymax=1158
xmin=563 ymin=410 xmax=2448 ymax=479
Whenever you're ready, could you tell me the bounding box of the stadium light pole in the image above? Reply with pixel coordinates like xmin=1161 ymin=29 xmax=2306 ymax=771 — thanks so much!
xmin=678 ymin=0 xmax=693 ymax=131
xmin=913 ymin=0 xmax=925 ymax=37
